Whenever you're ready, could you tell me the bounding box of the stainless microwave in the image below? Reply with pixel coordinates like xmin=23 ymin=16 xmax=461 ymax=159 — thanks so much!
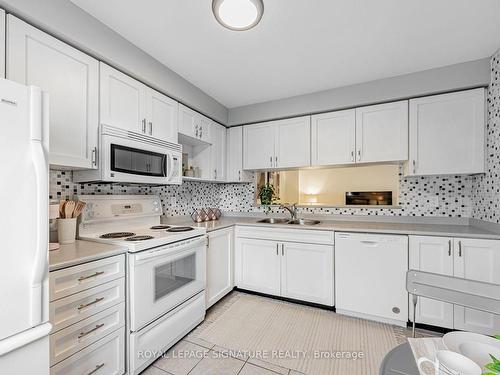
xmin=74 ymin=125 xmax=182 ymax=185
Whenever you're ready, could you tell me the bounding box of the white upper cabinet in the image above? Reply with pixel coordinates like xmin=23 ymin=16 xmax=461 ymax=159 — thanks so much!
xmin=409 ymin=236 xmax=454 ymax=329
xmin=7 ymin=15 xmax=99 ymax=169
xmin=243 ymin=122 xmax=276 ymax=170
xmin=275 ymin=116 xmax=311 ymax=169
xmin=407 ymin=89 xmax=485 ymax=176
xmin=0 ymin=9 xmax=5 ymax=78
xmin=100 ymin=63 xmax=146 ymax=134
xmin=355 ymin=101 xmax=408 ymax=163
xmin=453 ymin=238 xmax=500 ymax=335
xmin=243 ymin=116 xmax=311 ymax=170
xmin=178 ymin=104 xmax=210 ymax=143
xmin=210 ymin=121 xmax=226 ymax=181
xmin=146 ymin=88 xmax=178 ymax=143
xmin=311 ymin=109 xmax=356 ymax=166
xmin=100 ymin=63 xmax=178 ymax=143
xmin=227 ymin=127 xmax=253 ymax=182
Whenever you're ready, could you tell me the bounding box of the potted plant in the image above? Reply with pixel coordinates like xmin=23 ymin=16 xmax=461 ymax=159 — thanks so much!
xmin=484 ymin=335 xmax=500 ymax=375
xmin=258 ymin=183 xmax=278 ymax=213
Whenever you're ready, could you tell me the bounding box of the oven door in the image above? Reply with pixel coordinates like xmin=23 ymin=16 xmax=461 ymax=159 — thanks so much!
xmin=129 ymin=236 xmax=206 ymax=331
xmin=101 ymin=133 xmax=176 ymax=184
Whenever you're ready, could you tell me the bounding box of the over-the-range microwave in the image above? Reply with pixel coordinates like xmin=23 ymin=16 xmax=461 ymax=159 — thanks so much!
xmin=74 ymin=125 xmax=182 ymax=185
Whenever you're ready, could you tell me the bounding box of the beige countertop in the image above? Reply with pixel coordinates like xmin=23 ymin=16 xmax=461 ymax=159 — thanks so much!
xmin=49 ymin=240 xmax=127 ymax=271
xmin=162 ymin=215 xmax=500 ymax=240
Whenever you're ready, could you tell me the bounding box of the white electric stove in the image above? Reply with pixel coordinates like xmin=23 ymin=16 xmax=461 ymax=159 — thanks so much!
xmin=78 ymin=195 xmax=207 ymax=375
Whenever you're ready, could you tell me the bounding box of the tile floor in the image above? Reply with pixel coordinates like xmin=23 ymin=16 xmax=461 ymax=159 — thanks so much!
xmin=142 ymin=336 xmax=303 ymax=375
xmin=140 ymin=292 xmax=437 ymax=375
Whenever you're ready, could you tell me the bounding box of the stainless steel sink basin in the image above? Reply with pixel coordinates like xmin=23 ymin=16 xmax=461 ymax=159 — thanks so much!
xmin=287 ymin=219 xmax=321 ymax=225
xmin=256 ymin=218 xmax=321 ymax=225
xmin=257 ymin=218 xmax=290 ymax=224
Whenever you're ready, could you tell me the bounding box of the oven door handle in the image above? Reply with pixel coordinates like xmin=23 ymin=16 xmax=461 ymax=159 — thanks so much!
xmin=134 ymin=236 xmax=207 ymax=262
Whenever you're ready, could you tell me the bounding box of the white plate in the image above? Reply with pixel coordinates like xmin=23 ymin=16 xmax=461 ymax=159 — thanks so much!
xmin=459 ymin=342 xmax=500 ymax=368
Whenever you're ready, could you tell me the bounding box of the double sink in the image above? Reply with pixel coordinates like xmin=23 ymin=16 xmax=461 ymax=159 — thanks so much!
xmin=257 ymin=218 xmax=321 ymax=226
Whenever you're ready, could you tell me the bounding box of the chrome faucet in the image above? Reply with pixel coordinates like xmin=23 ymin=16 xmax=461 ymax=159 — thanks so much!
xmin=280 ymin=203 xmax=298 ymax=220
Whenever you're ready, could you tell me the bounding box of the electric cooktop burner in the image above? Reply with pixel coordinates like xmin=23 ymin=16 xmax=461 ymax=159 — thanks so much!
xmin=167 ymin=227 xmax=194 ymax=233
xmin=125 ymin=235 xmax=154 ymax=241
xmin=100 ymin=232 xmax=135 ymax=239
xmin=150 ymin=225 xmax=171 ymax=230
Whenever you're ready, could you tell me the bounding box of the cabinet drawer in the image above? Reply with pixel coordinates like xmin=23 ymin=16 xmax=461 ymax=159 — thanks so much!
xmin=130 ymin=292 xmax=205 ymax=374
xmin=50 ymin=255 xmax=125 ymax=301
xmin=50 ymin=327 xmax=125 ymax=375
xmin=50 ymin=278 xmax=125 ymax=333
xmin=50 ymin=303 xmax=125 ymax=366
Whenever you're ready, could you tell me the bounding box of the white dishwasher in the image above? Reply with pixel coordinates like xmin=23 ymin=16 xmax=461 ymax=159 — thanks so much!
xmin=335 ymin=232 xmax=408 ymax=326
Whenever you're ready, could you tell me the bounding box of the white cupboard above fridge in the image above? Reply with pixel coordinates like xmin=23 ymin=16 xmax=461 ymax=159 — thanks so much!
xmin=100 ymin=63 xmax=178 ymax=144
xmin=243 ymin=116 xmax=311 ymax=170
xmin=7 ymin=15 xmax=99 ymax=170
xmin=406 ymin=88 xmax=486 ymax=176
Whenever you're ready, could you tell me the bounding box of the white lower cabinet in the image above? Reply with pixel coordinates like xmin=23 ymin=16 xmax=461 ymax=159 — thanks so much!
xmin=453 ymin=238 xmax=500 ymax=335
xmin=281 ymin=241 xmax=334 ymax=306
xmin=235 ymin=228 xmax=334 ymax=306
xmin=236 ymin=238 xmax=282 ymax=296
xmin=409 ymin=236 xmax=454 ymax=329
xmin=409 ymin=236 xmax=500 ymax=335
xmin=206 ymin=228 xmax=234 ymax=308
xmin=50 ymin=327 xmax=125 ymax=375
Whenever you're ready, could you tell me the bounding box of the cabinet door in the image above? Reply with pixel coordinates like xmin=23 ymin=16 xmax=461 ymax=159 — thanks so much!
xmin=199 ymin=116 xmax=212 ymax=143
xmin=226 ymin=127 xmax=253 ymax=182
xmin=210 ymin=121 xmax=226 ymax=181
xmin=408 ymin=89 xmax=485 ymax=176
xmin=453 ymin=238 xmax=500 ymax=335
xmin=355 ymin=101 xmax=408 ymax=163
xmin=146 ymin=88 xmax=178 ymax=143
xmin=275 ymin=116 xmax=311 ymax=169
xmin=206 ymin=228 xmax=233 ymax=309
xmin=281 ymin=242 xmax=334 ymax=306
xmin=0 ymin=10 xmax=5 ymax=78
xmin=235 ymin=238 xmax=281 ymax=296
xmin=100 ymin=62 xmax=145 ymax=134
xmin=178 ymin=104 xmax=200 ymax=139
xmin=243 ymin=123 xmax=276 ymax=170
xmin=311 ymin=110 xmax=356 ymax=166
xmin=409 ymin=236 xmax=454 ymax=329
xmin=7 ymin=15 xmax=99 ymax=169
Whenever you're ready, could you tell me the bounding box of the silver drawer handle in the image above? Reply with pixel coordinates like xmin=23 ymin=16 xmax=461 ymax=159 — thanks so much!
xmin=78 ymin=323 xmax=104 ymax=339
xmin=78 ymin=297 xmax=104 ymax=311
xmin=86 ymin=363 xmax=105 ymax=375
xmin=78 ymin=271 xmax=104 ymax=282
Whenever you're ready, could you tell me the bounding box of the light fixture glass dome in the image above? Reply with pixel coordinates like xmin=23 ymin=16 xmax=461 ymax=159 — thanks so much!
xmin=212 ymin=0 xmax=264 ymax=31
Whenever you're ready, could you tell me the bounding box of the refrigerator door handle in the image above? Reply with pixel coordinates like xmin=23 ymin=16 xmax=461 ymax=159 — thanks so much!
xmin=0 ymin=322 xmax=52 ymax=357
xmin=29 ymin=86 xmax=49 ymax=327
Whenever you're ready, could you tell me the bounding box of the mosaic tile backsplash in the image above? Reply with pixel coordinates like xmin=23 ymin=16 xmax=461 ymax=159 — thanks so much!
xmin=472 ymin=49 xmax=500 ymax=223
xmin=49 ymin=48 xmax=500 ymax=222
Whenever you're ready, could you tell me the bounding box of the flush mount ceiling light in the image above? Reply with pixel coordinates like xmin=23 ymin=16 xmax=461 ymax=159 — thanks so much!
xmin=212 ymin=0 xmax=264 ymax=31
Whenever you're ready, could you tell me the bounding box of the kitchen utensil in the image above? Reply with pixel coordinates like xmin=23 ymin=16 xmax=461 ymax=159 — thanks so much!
xmin=64 ymin=200 xmax=75 ymax=219
xmin=443 ymin=332 xmax=500 ymax=353
xmin=72 ymin=201 xmax=86 ymax=218
xmin=59 ymin=200 xmax=66 ymax=217
xmin=57 ymin=218 xmax=77 ymax=244
xmin=417 ymin=350 xmax=481 ymax=375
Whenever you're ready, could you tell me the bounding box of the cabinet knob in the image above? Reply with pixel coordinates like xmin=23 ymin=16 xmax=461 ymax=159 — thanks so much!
xmin=142 ymin=118 xmax=146 ymax=133
xmin=91 ymin=147 xmax=97 ymax=166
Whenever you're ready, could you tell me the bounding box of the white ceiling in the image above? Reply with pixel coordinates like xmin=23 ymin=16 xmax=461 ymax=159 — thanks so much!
xmin=71 ymin=0 xmax=500 ymax=108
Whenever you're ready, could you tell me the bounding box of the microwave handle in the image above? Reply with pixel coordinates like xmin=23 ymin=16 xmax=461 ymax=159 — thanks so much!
xmin=165 ymin=153 xmax=175 ymax=181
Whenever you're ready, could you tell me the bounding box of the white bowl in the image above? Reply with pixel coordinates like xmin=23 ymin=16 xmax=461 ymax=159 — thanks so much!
xmin=459 ymin=342 xmax=500 ymax=369
xmin=443 ymin=331 xmax=500 ymax=353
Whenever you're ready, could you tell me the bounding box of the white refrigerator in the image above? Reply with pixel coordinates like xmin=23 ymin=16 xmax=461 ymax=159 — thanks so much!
xmin=0 ymin=79 xmax=51 ymax=374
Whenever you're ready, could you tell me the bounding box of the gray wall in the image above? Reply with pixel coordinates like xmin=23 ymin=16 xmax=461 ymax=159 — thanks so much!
xmin=0 ymin=0 xmax=229 ymax=124
xmin=228 ymin=58 xmax=491 ymax=125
